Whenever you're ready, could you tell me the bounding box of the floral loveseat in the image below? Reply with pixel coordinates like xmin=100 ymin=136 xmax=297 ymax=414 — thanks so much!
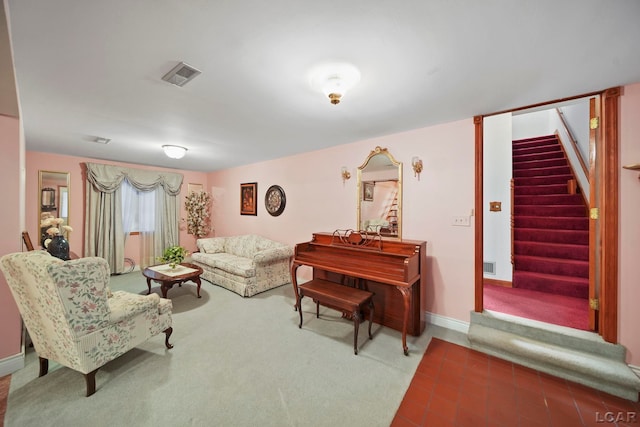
xmin=191 ymin=235 xmax=293 ymax=297
xmin=0 ymin=251 xmax=173 ymax=396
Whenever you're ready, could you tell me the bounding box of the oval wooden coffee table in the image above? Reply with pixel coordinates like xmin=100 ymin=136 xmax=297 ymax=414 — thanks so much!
xmin=142 ymin=262 xmax=203 ymax=299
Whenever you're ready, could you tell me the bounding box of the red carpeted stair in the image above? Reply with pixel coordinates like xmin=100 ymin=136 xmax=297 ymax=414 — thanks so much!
xmin=512 ymin=135 xmax=589 ymax=299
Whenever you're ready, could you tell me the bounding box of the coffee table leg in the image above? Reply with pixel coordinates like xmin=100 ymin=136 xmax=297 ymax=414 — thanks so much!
xmin=160 ymin=282 xmax=169 ymax=299
xmin=193 ymin=277 xmax=202 ymax=298
xmin=146 ymin=278 xmax=152 ymax=295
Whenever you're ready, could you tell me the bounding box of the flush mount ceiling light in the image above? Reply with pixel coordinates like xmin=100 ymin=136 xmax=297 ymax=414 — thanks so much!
xmin=309 ymin=63 xmax=361 ymax=105
xmin=162 ymin=145 xmax=188 ymax=159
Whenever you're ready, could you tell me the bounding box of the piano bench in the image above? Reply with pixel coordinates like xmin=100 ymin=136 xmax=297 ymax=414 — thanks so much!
xmin=296 ymin=279 xmax=374 ymax=355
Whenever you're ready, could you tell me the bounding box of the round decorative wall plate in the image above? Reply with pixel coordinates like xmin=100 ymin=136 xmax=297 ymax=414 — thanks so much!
xmin=265 ymin=185 xmax=286 ymax=216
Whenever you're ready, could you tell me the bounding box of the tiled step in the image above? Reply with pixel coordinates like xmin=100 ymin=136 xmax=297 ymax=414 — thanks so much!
xmin=468 ymin=311 xmax=640 ymax=401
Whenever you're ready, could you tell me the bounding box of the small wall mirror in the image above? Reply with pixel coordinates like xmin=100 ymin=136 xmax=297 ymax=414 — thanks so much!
xmin=357 ymin=146 xmax=402 ymax=239
xmin=38 ymin=170 xmax=70 ymax=247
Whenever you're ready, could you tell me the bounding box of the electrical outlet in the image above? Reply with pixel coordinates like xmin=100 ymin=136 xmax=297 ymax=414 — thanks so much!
xmin=452 ymin=216 xmax=470 ymax=227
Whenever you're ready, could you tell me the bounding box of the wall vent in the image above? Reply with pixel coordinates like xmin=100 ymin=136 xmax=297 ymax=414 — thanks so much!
xmin=161 ymin=62 xmax=201 ymax=87
xmin=483 ymin=261 xmax=496 ymax=275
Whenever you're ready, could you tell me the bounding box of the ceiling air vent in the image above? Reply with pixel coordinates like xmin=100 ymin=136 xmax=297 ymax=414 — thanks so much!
xmin=94 ymin=137 xmax=111 ymax=144
xmin=161 ymin=62 xmax=201 ymax=87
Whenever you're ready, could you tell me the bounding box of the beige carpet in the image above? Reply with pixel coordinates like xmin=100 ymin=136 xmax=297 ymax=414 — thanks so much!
xmin=4 ymin=272 xmax=449 ymax=427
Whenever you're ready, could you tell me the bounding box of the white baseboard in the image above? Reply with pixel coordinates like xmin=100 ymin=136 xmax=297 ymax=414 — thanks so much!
xmin=426 ymin=311 xmax=470 ymax=334
xmin=0 ymin=351 xmax=24 ymax=377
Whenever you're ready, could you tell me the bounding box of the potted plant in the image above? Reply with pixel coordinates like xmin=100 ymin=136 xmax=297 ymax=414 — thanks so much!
xmin=158 ymin=246 xmax=188 ymax=268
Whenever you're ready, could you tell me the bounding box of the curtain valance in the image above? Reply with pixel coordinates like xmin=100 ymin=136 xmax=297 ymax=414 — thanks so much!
xmin=85 ymin=162 xmax=183 ymax=195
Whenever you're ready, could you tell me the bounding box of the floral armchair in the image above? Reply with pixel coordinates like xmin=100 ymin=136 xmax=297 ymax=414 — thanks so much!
xmin=0 ymin=251 xmax=173 ymax=396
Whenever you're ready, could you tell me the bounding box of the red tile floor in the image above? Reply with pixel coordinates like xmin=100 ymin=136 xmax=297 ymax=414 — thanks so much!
xmin=392 ymin=338 xmax=640 ymax=427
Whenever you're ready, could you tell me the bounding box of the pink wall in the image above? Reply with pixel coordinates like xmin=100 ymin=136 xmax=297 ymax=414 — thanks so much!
xmin=0 ymin=115 xmax=23 ymax=360
xmin=25 ymin=152 xmax=210 ymax=264
xmin=619 ymin=83 xmax=640 ymax=364
xmin=208 ymin=119 xmax=477 ymax=321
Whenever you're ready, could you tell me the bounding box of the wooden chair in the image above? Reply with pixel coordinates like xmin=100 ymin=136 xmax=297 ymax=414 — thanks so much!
xmin=22 ymin=231 xmax=34 ymax=251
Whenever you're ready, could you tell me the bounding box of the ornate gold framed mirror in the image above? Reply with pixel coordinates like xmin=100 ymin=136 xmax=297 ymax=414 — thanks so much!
xmin=38 ymin=170 xmax=70 ymax=247
xmin=357 ymin=146 xmax=402 ymax=239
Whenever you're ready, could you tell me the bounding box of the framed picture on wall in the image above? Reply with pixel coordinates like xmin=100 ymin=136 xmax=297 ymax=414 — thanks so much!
xmin=363 ymin=182 xmax=374 ymax=201
xmin=240 ymin=182 xmax=258 ymax=215
xmin=188 ymin=183 xmax=203 ymax=194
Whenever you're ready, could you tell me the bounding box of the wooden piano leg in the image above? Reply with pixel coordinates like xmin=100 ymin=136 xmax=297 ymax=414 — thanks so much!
xmin=297 ymin=295 xmax=304 ymax=328
xmin=290 ymin=263 xmax=301 ymax=312
xmin=397 ymin=286 xmax=411 ymax=355
xmin=367 ymin=299 xmax=374 ymax=340
xmin=353 ymin=310 xmax=361 ymax=355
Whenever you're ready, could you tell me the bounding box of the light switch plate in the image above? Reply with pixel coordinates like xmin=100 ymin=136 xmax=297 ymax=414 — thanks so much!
xmin=452 ymin=216 xmax=470 ymax=226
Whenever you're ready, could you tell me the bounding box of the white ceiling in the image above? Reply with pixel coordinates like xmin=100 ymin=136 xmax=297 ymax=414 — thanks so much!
xmin=6 ymin=0 xmax=640 ymax=172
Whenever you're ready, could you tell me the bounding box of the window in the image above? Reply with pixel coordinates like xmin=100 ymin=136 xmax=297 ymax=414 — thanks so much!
xmin=121 ymin=179 xmax=156 ymax=233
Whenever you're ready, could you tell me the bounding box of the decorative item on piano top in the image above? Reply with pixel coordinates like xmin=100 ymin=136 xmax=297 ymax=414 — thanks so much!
xmin=330 ymin=229 xmax=383 ymax=250
xmin=158 ymin=246 xmax=189 ymax=269
xmin=184 ymin=190 xmax=212 ymax=238
xmin=42 ymin=217 xmax=72 ymax=261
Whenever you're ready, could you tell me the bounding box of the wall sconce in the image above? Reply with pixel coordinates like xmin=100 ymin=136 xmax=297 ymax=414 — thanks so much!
xmin=341 ymin=166 xmax=351 ymax=183
xmin=412 ymin=157 xmax=423 ymax=180
xmin=623 ymin=163 xmax=640 ymax=180
xmin=162 ymin=145 xmax=188 ymax=159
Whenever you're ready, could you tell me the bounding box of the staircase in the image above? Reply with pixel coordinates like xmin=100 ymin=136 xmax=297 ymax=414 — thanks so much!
xmin=385 ymin=193 xmax=399 ymax=235
xmin=512 ymin=135 xmax=589 ymax=299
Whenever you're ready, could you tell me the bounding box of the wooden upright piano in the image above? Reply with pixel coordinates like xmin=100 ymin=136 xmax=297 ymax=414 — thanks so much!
xmin=290 ymin=230 xmax=427 ymax=355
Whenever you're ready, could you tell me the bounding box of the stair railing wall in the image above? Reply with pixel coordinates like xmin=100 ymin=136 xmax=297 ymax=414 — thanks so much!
xmin=554 ymin=108 xmax=590 ymax=204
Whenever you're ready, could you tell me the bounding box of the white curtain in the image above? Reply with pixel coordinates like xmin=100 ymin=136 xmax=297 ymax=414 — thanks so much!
xmin=122 ymin=179 xmax=158 ymax=268
xmin=139 ymin=189 xmax=157 ymax=269
xmin=84 ymin=162 xmax=183 ymax=274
